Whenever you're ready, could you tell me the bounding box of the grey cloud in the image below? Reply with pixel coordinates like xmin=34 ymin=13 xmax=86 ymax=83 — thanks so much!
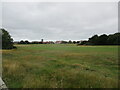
xmin=0 ymin=1 xmax=1 ymax=22
xmin=2 ymin=2 xmax=118 ymax=41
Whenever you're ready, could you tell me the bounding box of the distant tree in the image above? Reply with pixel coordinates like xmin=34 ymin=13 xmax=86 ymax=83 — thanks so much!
xmin=107 ymin=33 xmax=120 ymax=45
xmin=88 ymin=35 xmax=99 ymax=45
xmin=25 ymin=40 xmax=30 ymax=44
xmin=79 ymin=33 xmax=120 ymax=45
xmin=73 ymin=41 xmax=76 ymax=44
xmin=0 ymin=28 xmax=15 ymax=49
xmin=76 ymin=41 xmax=80 ymax=44
xmin=68 ymin=40 xmax=72 ymax=44
xmin=113 ymin=33 xmax=120 ymax=45
xmin=97 ymin=34 xmax=108 ymax=45
xmin=107 ymin=34 xmax=115 ymax=45
xmin=19 ymin=40 xmax=25 ymax=44
xmin=79 ymin=41 xmax=89 ymax=45
xmin=61 ymin=41 xmax=68 ymax=44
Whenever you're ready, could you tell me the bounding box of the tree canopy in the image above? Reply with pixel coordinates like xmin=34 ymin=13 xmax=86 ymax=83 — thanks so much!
xmin=79 ymin=33 xmax=120 ymax=45
xmin=0 ymin=28 xmax=15 ymax=49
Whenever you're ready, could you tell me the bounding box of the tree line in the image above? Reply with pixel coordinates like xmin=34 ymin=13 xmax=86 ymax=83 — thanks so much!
xmin=1 ymin=28 xmax=120 ymax=49
xmin=17 ymin=40 xmax=53 ymax=44
xmin=80 ymin=33 xmax=120 ymax=45
xmin=15 ymin=40 xmax=80 ymax=44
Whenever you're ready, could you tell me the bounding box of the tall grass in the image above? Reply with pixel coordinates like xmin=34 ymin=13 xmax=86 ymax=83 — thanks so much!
xmin=2 ymin=44 xmax=119 ymax=88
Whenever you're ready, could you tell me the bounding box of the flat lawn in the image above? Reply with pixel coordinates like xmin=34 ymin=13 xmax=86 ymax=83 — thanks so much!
xmin=2 ymin=44 xmax=119 ymax=88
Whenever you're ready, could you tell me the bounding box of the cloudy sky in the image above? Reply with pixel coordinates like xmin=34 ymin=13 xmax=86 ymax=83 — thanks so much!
xmin=2 ymin=2 xmax=118 ymax=41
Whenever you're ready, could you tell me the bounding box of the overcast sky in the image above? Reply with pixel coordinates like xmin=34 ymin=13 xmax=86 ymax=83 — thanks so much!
xmin=2 ymin=2 xmax=118 ymax=41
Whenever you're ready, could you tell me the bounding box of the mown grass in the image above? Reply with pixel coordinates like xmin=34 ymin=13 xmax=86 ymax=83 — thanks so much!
xmin=2 ymin=44 xmax=119 ymax=88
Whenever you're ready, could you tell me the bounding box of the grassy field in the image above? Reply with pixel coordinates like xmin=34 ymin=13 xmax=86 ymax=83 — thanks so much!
xmin=2 ymin=44 xmax=119 ymax=88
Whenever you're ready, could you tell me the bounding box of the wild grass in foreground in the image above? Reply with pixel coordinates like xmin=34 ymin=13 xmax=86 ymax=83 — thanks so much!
xmin=2 ymin=44 xmax=119 ymax=88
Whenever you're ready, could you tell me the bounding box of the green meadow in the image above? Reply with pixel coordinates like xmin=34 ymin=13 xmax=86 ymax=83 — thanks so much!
xmin=2 ymin=44 xmax=119 ymax=88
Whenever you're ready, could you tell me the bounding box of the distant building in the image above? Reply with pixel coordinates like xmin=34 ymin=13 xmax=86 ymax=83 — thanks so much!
xmin=43 ymin=41 xmax=54 ymax=44
xmin=41 ymin=39 xmax=43 ymax=43
xmin=55 ymin=41 xmax=62 ymax=44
